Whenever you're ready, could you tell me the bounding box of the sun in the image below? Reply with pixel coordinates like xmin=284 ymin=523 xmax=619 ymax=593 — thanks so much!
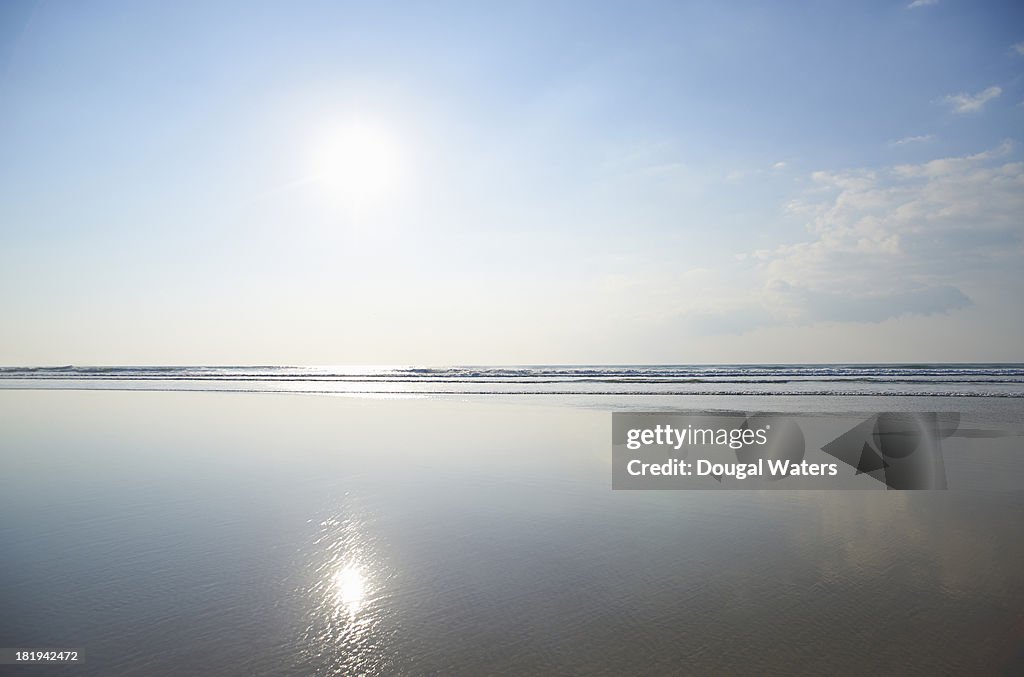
xmin=312 ymin=121 xmax=405 ymax=206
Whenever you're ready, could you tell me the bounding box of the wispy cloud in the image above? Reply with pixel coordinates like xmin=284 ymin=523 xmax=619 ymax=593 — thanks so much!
xmin=907 ymin=0 xmax=938 ymax=8
xmin=1012 ymin=42 xmax=1024 ymax=56
xmin=944 ymin=86 xmax=1001 ymax=113
xmin=891 ymin=134 xmax=934 ymax=146
xmin=679 ymin=143 xmax=1024 ymax=334
xmin=746 ymin=143 xmax=1022 ymax=325
xmin=726 ymin=161 xmax=792 ymax=181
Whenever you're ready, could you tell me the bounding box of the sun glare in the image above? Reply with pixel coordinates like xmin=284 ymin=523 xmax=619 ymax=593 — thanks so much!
xmin=331 ymin=564 xmax=367 ymax=613
xmin=313 ymin=121 xmax=405 ymax=206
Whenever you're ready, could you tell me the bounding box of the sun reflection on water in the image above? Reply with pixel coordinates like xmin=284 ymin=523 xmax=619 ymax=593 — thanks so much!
xmin=331 ymin=563 xmax=367 ymax=614
xmin=297 ymin=505 xmax=398 ymax=675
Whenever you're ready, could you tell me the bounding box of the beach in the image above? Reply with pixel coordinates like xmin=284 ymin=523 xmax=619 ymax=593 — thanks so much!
xmin=2 ymin=385 xmax=1022 ymax=675
xmin=5 ymin=1 xmax=1023 ymax=673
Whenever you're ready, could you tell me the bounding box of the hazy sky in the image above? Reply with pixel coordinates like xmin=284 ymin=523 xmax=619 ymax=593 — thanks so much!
xmin=1 ymin=0 xmax=1022 ymax=365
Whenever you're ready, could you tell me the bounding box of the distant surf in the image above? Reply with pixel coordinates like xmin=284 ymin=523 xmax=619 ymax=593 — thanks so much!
xmin=1 ymin=364 xmax=1022 ymax=397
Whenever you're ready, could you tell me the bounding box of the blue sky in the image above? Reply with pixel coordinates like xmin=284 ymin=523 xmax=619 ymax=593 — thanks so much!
xmin=1 ymin=0 xmax=1022 ymax=364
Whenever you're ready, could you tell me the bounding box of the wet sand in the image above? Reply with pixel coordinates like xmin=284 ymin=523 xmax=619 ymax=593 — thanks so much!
xmin=1 ymin=390 xmax=1022 ymax=675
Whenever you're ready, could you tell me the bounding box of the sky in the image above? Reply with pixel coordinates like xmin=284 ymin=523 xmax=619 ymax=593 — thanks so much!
xmin=1 ymin=0 xmax=1022 ymax=365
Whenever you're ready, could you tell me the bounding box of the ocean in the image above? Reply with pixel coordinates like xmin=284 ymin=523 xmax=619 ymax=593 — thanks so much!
xmin=1 ymin=366 xmax=1022 ymax=675
xmin=2 ymin=363 xmax=1023 ymax=398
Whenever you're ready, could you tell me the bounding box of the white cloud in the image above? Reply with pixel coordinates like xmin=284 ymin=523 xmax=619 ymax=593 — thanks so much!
xmin=749 ymin=143 xmax=1023 ymax=323
xmin=944 ymin=86 xmax=1002 ymax=114
xmin=907 ymin=0 xmax=938 ymax=8
xmin=1012 ymin=42 xmax=1024 ymax=56
xmin=890 ymin=140 xmax=1012 ymax=177
xmin=727 ymin=161 xmax=792 ymax=181
xmin=664 ymin=143 xmax=1022 ymax=336
xmin=891 ymin=134 xmax=934 ymax=146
